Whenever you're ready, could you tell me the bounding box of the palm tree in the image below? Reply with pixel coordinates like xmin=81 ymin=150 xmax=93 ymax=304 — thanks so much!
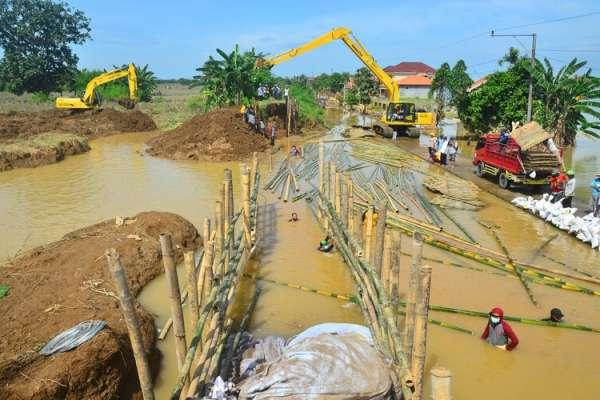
xmin=530 ymin=58 xmax=600 ymax=145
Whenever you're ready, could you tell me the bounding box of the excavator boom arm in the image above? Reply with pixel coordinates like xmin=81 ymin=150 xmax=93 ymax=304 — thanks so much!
xmin=82 ymin=63 xmax=138 ymax=104
xmin=263 ymin=27 xmax=399 ymax=102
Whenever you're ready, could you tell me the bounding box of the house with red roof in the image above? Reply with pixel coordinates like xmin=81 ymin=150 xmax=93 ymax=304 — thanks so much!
xmin=379 ymin=61 xmax=436 ymax=99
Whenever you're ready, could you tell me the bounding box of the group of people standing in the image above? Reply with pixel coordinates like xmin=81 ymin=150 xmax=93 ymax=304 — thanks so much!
xmin=550 ymin=169 xmax=600 ymax=215
xmin=242 ymin=105 xmax=277 ymax=146
xmin=428 ymin=135 xmax=458 ymax=168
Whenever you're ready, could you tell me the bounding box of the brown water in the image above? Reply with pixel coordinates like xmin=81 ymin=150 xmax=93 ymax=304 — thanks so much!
xmin=1 ymin=127 xmax=599 ymax=399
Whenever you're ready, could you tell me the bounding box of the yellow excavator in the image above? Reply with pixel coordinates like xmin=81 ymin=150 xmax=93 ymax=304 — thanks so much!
xmin=55 ymin=63 xmax=138 ymax=110
xmin=258 ymin=27 xmax=435 ymax=135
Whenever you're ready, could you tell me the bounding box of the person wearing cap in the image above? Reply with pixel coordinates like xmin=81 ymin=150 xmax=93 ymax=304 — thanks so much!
xmin=548 ymin=170 xmax=567 ymax=202
xmin=591 ymin=173 xmax=600 ymax=217
xmin=563 ymin=170 xmax=576 ymax=208
xmin=481 ymin=307 xmax=519 ymax=351
xmin=542 ymin=308 xmax=564 ymax=323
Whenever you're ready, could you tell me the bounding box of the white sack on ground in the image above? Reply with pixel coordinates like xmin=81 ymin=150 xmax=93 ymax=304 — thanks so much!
xmin=238 ymin=331 xmax=392 ymax=400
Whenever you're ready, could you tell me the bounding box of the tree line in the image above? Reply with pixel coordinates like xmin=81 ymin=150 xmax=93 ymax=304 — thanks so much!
xmin=430 ymin=47 xmax=599 ymax=145
xmin=0 ymin=0 xmax=157 ymax=102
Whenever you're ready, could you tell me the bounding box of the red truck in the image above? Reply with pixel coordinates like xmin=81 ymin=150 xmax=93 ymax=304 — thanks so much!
xmin=472 ymin=123 xmax=561 ymax=189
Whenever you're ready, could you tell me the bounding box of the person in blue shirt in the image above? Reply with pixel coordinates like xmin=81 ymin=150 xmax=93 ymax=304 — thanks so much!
xmin=591 ymin=173 xmax=600 ymax=217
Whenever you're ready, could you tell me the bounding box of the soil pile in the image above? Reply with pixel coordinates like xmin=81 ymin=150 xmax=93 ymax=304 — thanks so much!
xmin=0 ymin=212 xmax=201 ymax=400
xmin=0 ymin=108 xmax=157 ymax=141
xmin=146 ymin=107 xmax=269 ymax=161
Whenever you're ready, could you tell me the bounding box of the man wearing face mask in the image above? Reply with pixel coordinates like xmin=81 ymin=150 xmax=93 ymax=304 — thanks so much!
xmin=481 ymin=307 xmax=519 ymax=351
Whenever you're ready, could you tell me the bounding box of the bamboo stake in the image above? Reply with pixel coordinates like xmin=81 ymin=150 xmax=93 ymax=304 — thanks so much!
xmin=159 ymin=234 xmax=188 ymax=375
xmin=347 ymin=175 xmax=355 ymax=235
xmin=373 ymin=201 xmax=387 ymax=275
xmin=105 ymin=249 xmax=155 ymax=400
xmin=430 ymin=367 xmax=452 ymax=400
xmin=382 ymin=229 xmax=392 ymax=295
xmin=223 ymin=169 xmax=233 ymax=235
xmin=412 ymin=265 xmax=432 ymax=400
xmin=364 ymin=206 xmax=374 ymax=262
xmin=202 ymin=218 xmax=211 ymax=251
xmin=391 ymin=230 xmax=402 ymax=305
xmin=335 ymin=172 xmax=341 ymax=213
xmin=186 ymin=312 xmax=219 ymax=397
xmin=283 ymin=174 xmax=291 ymax=202
xmin=319 ymin=140 xmax=325 ymax=194
xmin=403 ymin=232 xmax=423 ymax=367
xmin=185 ymin=251 xmax=199 ymax=332
xmin=241 ymin=167 xmax=252 ymax=250
xmin=213 ymin=199 xmax=224 ymax=277
xmin=251 ymin=152 xmax=259 ymax=194
xmin=330 ymin=160 xmax=337 ymax=204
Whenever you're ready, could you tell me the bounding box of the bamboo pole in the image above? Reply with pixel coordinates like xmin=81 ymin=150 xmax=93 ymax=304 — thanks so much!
xmin=223 ymin=169 xmax=233 ymax=235
xmin=268 ymin=150 xmax=273 ymax=172
xmin=341 ymin=174 xmax=349 ymax=228
xmin=412 ymin=265 xmax=433 ymax=400
xmin=251 ymin=152 xmax=259 ymax=193
xmin=430 ymin=367 xmax=452 ymax=400
xmin=319 ymin=140 xmax=325 ymax=194
xmin=330 ymin=160 xmax=337 ymax=204
xmin=198 ymin=240 xmax=214 ymax=310
xmin=373 ymin=201 xmax=387 ymax=275
xmin=283 ymin=174 xmax=291 ymax=202
xmin=382 ymin=229 xmax=392 ymax=295
xmin=391 ymin=230 xmax=402 ymax=305
xmin=105 ymin=248 xmax=155 ymax=400
xmin=241 ymin=167 xmax=252 ymax=250
xmin=186 ymin=312 xmax=219 ymax=397
xmin=347 ymin=175 xmax=355 ymax=236
xmin=159 ymin=234 xmax=188 ymax=375
xmin=213 ymin=199 xmax=224 ymax=277
xmin=364 ymin=206 xmax=374 ymax=262
xmin=202 ymin=218 xmax=211 ymax=250
xmin=335 ymin=172 xmax=341 ymax=213
xmin=185 ymin=251 xmax=199 ymax=332
xmin=403 ymin=232 xmax=423 ymax=367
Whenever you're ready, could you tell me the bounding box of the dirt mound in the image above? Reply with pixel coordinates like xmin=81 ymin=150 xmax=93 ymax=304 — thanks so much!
xmin=0 ymin=108 xmax=156 ymax=141
xmin=0 ymin=212 xmax=201 ymax=400
xmin=146 ymin=107 xmax=269 ymax=161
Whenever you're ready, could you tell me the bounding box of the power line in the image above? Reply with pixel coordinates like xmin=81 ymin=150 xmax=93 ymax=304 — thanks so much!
xmin=493 ymin=11 xmax=600 ymax=32
xmin=538 ymin=48 xmax=600 ymax=53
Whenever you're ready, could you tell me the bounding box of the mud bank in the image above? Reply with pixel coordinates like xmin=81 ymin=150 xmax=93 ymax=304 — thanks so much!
xmin=0 ymin=211 xmax=200 ymax=400
xmin=146 ymin=107 xmax=269 ymax=162
xmin=0 ymin=108 xmax=156 ymax=171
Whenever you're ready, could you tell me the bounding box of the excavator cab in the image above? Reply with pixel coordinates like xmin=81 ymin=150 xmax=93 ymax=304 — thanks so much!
xmin=385 ymin=102 xmax=416 ymax=125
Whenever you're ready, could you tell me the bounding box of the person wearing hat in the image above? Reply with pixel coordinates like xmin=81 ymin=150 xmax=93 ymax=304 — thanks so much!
xmin=591 ymin=173 xmax=600 ymax=217
xmin=549 ymin=170 xmax=567 ymax=202
xmin=481 ymin=307 xmax=519 ymax=351
xmin=542 ymin=308 xmax=564 ymax=323
xmin=563 ymin=170 xmax=576 ymax=208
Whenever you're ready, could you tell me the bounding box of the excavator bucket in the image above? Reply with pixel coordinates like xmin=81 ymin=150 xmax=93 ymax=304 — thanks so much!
xmin=118 ymin=99 xmax=136 ymax=110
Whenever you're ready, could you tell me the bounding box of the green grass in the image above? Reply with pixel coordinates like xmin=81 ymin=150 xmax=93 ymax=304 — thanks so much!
xmin=0 ymin=133 xmax=87 ymax=154
xmin=0 ymin=285 xmax=9 ymax=299
xmin=289 ymin=84 xmax=324 ymax=127
xmin=137 ymin=83 xmax=198 ymax=130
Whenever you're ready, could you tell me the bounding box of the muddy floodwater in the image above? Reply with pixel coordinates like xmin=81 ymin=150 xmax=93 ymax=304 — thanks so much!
xmin=1 ymin=126 xmax=599 ymax=399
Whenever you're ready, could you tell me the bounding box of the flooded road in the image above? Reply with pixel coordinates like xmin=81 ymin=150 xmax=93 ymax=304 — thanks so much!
xmin=1 ymin=124 xmax=599 ymax=399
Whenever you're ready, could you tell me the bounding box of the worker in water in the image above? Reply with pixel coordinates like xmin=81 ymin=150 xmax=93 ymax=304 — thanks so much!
xmin=318 ymin=235 xmax=334 ymax=252
xmin=289 ymin=212 xmax=299 ymax=222
xmin=563 ymin=170 xmax=576 ymax=208
xmin=541 ymin=308 xmax=564 ymax=323
xmin=591 ymin=173 xmax=600 ymax=217
xmin=481 ymin=307 xmax=519 ymax=351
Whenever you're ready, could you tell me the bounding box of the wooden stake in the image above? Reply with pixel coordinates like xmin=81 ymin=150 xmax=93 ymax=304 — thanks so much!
xmin=185 ymin=251 xmax=199 ymax=331
xmin=412 ymin=265 xmax=433 ymax=400
xmin=382 ymin=229 xmax=392 ymax=295
xmin=198 ymin=240 xmax=214 ymax=309
xmin=159 ymin=234 xmax=188 ymax=375
xmin=334 ymin=172 xmax=341 ymax=213
xmin=202 ymin=218 xmax=211 ymax=250
xmin=105 ymin=249 xmax=155 ymax=400
xmin=430 ymin=367 xmax=452 ymax=400
xmin=268 ymin=150 xmax=273 ymax=172
xmin=251 ymin=152 xmax=259 ymax=194
xmin=391 ymin=230 xmax=402 ymax=305
xmin=403 ymin=231 xmax=423 ymax=367
xmin=347 ymin=175 xmax=355 ymax=236
xmin=213 ymin=199 xmax=224 ymax=278
xmin=241 ymin=167 xmax=252 ymax=250
xmin=373 ymin=201 xmax=387 ymax=275
xmin=283 ymin=174 xmax=291 ymax=202
xmin=364 ymin=206 xmax=374 ymax=262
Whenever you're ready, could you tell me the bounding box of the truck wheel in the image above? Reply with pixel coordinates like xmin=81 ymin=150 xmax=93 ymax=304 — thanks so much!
xmin=373 ymin=126 xmax=384 ymax=136
xmin=476 ymin=162 xmax=485 ymax=177
xmin=498 ymin=171 xmax=510 ymax=189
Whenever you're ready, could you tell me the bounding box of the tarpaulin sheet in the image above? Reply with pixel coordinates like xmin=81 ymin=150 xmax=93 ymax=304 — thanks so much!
xmin=238 ymin=326 xmax=391 ymax=400
xmin=510 ymin=121 xmax=551 ymax=151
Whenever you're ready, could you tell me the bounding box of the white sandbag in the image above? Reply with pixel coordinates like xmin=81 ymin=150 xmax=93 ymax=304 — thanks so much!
xmin=238 ymin=332 xmax=391 ymax=400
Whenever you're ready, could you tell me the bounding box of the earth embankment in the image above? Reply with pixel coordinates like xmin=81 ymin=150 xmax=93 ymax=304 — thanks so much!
xmin=0 ymin=211 xmax=201 ymax=399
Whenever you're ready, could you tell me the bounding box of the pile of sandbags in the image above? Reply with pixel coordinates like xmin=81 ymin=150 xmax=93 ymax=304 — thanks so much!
xmin=512 ymin=193 xmax=600 ymax=249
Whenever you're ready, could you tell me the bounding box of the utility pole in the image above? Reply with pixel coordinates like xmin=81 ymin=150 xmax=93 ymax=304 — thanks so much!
xmin=490 ymin=31 xmax=537 ymax=122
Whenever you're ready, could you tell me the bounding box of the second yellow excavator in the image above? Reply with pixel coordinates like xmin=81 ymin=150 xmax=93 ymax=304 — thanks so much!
xmin=55 ymin=63 xmax=138 ymax=110
xmin=258 ymin=27 xmax=435 ymax=135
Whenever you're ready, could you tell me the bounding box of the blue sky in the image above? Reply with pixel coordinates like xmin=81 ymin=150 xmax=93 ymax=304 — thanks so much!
xmin=68 ymin=0 xmax=600 ymax=79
